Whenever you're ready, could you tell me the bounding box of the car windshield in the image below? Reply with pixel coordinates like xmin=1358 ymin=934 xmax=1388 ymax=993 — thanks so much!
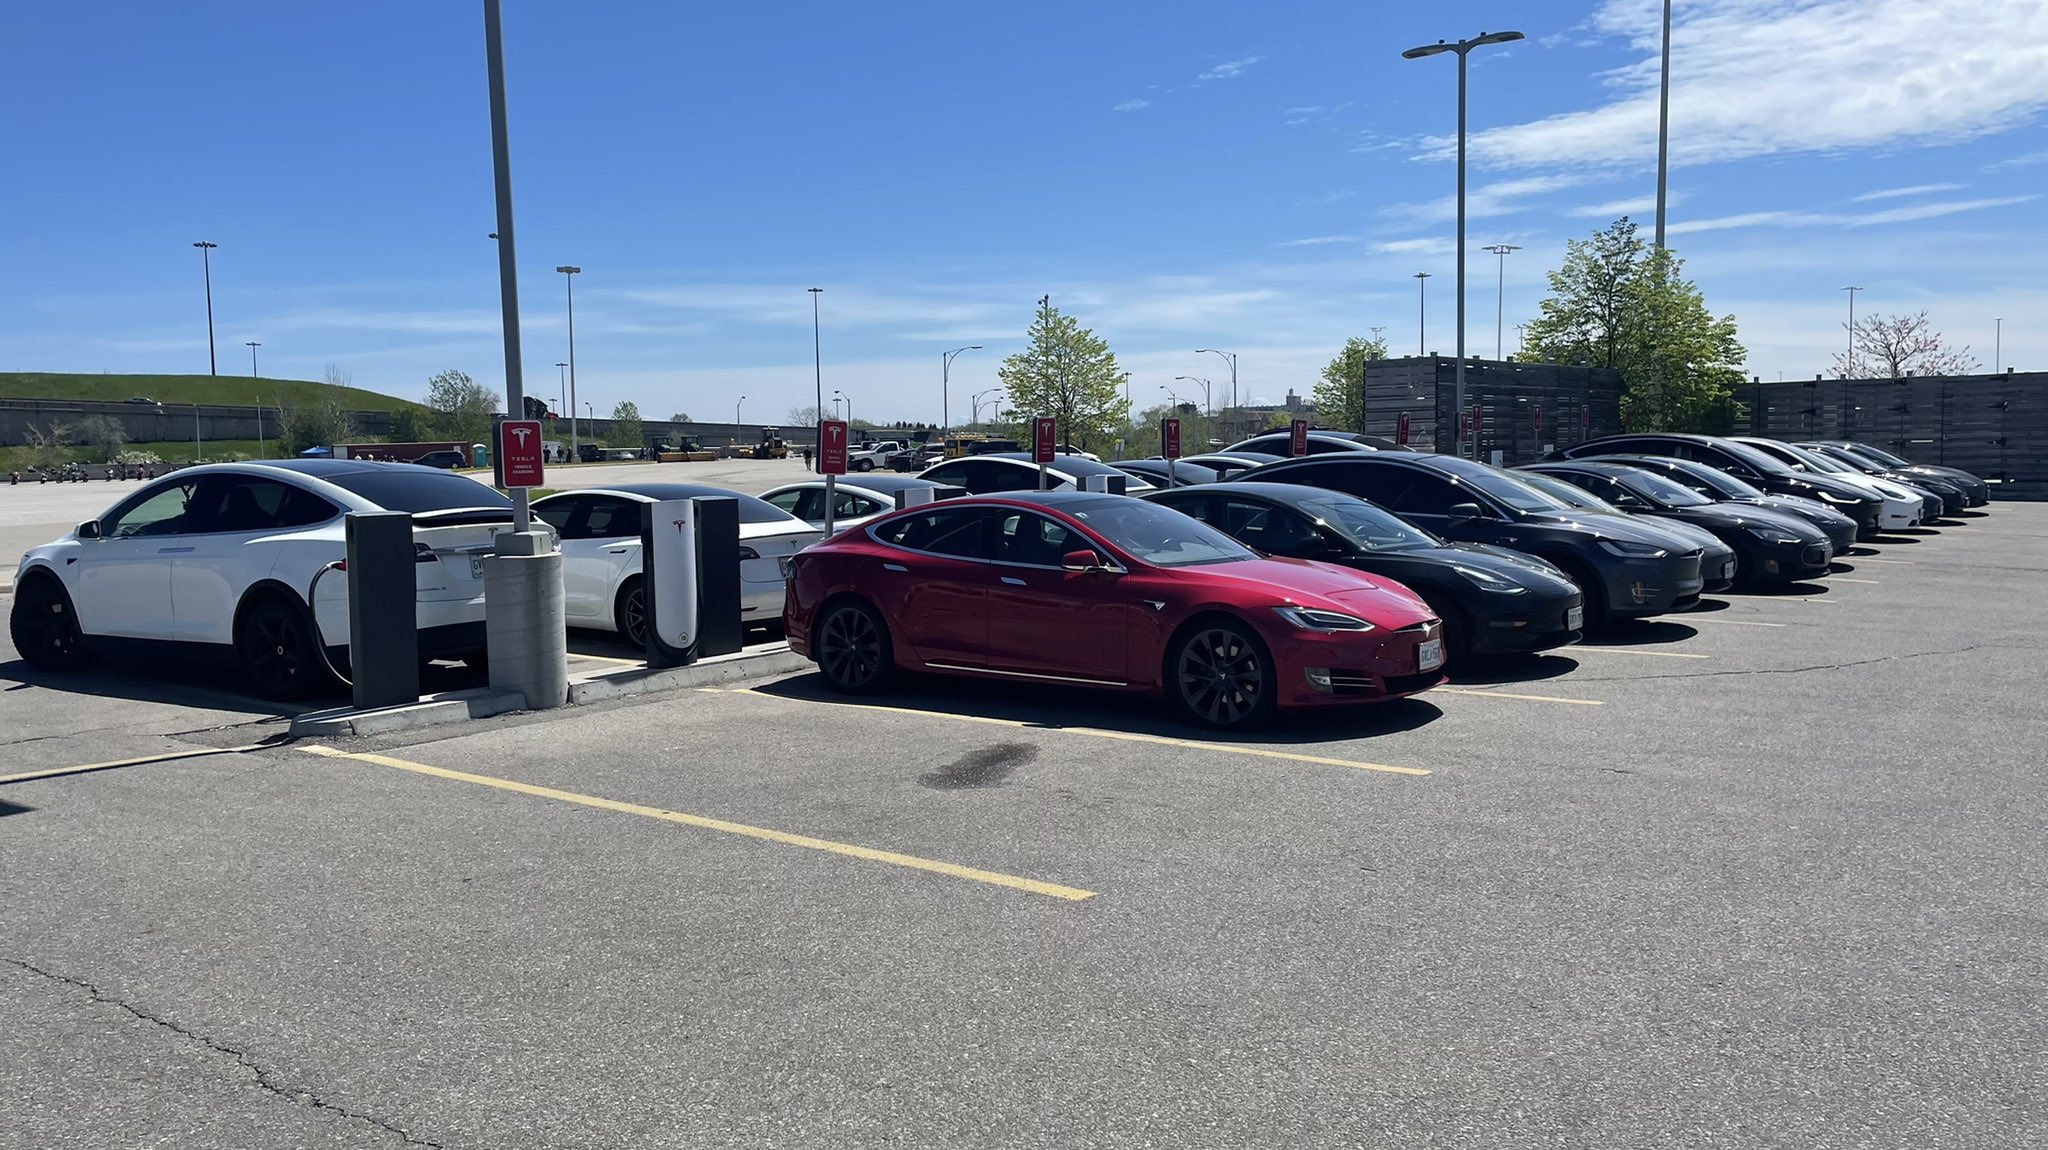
xmin=1063 ymin=497 xmax=1256 ymax=567
xmin=1649 ymin=458 xmax=1765 ymax=499
xmin=1300 ymin=497 xmax=1439 ymax=552
xmin=1719 ymin=438 xmax=1800 ymax=476
xmin=322 ymin=469 xmax=511 ymax=513
xmin=1438 ymin=462 xmax=1574 ymax=512
xmin=1851 ymin=443 xmax=1911 ymax=467
xmin=1618 ymin=470 xmax=1713 ymax=507
xmin=1521 ymin=473 xmax=1624 ymax=514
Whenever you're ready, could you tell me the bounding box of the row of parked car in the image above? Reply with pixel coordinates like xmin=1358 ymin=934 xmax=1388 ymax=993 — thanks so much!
xmin=8 ymin=434 xmax=1985 ymax=724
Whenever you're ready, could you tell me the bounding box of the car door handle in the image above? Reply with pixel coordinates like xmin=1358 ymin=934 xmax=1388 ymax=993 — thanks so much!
xmin=1001 ymin=576 xmax=1026 ymax=586
xmin=605 ymin=547 xmax=631 ymax=554
xmin=883 ymin=563 xmax=908 ymax=572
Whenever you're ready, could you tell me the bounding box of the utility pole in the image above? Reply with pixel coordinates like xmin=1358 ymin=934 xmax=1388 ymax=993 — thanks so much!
xmin=1654 ymin=0 xmax=1672 ymax=251
xmin=556 ymin=265 xmax=581 ymax=460
xmin=1413 ymin=272 xmax=1431 ymax=354
xmin=192 ymin=241 xmax=219 ymax=375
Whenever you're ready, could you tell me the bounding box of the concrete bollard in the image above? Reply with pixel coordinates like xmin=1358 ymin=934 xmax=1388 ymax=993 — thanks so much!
xmin=484 ymin=529 xmax=568 ymax=709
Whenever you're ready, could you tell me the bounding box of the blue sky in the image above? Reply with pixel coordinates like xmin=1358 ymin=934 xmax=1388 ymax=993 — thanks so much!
xmin=4 ymin=0 xmax=2045 ymax=425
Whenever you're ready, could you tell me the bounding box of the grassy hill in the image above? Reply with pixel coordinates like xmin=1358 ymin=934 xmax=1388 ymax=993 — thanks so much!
xmin=0 ymin=372 xmax=427 ymax=413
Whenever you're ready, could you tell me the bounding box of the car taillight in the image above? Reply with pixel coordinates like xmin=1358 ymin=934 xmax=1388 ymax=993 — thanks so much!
xmin=737 ymin=546 xmax=761 ymax=560
xmin=415 ymin=543 xmax=439 ymax=564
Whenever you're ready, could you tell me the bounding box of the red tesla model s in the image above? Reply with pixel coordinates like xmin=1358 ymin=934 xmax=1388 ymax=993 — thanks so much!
xmin=785 ymin=492 xmax=1446 ymax=728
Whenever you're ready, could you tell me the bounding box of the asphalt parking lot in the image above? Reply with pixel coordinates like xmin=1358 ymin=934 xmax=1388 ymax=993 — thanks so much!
xmin=2 ymin=503 xmax=2043 ymax=1149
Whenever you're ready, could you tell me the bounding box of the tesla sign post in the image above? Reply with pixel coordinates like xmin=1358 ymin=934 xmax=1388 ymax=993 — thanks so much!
xmin=493 ymin=419 xmax=544 ymax=489
xmin=1290 ymin=418 xmax=1310 ymax=457
xmin=1033 ymin=416 xmax=1057 ymax=490
xmin=818 ymin=419 xmax=849 ymax=535
xmin=1160 ymin=417 xmax=1182 ymax=489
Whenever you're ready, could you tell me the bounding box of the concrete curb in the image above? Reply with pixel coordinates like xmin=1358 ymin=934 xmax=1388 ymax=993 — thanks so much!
xmin=567 ymin=642 xmax=809 ymax=705
xmin=289 ymin=687 xmax=528 ymax=738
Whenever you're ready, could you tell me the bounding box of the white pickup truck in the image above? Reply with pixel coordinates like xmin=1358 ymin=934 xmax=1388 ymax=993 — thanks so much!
xmin=847 ymin=440 xmax=905 ymax=472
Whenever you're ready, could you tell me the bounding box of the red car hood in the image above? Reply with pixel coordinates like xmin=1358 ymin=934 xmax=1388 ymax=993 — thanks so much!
xmin=1188 ymin=557 xmax=1435 ymax=626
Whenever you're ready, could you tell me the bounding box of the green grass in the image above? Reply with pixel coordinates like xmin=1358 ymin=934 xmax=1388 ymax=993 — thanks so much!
xmin=0 ymin=437 xmax=285 ymax=472
xmin=0 ymin=372 xmax=427 ymax=413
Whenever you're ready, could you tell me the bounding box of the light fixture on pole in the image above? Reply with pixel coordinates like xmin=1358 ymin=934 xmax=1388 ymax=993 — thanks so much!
xmin=1160 ymin=383 xmax=1184 ymax=409
xmin=835 ymin=389 xmax=851 ymax=429
xmin=1413 ymin=272 xmax=1432 ymax=354
xmin=735 ymin=394 xmax=746 ymax=452
xmin=1403 ymin=29 xmax=1525 ymax=457
xmin=942 ymin=345 xmax=982 ymax=431
xmin=971 ymin=387 xmax=1003 ymax=426
xmin=1173 ymin=375 xmax=1213 ymax=416
xmin=1841 ymin=286 xmax=1862 ymax=378
xmin=1195 ymin=348 xmax=1238 ymax=411
xmin=1483 ymin=244 xmax=1520 ymax=359
xmin=192 ymin=241 xmax=219 ymax=376
xmin=556 ymin=265 xmax=581 ymax=458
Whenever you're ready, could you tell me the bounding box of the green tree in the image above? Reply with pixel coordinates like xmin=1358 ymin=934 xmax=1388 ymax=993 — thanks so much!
xmin=606 ymin=400 xmax=643 ymax=448
xmin=669 ymin=411 xmax=692 ymax=423
xmin=424 ymin=369 xmax=498 ymax=445
xmin=279 ymin=396 xmax=353 ymax=454
xmin=388 ymin=406 xmax=429 ymax=442
xmin=996 ymin=296 xmax=1130 ymax=449
xmin=73 ymin=415 xmax=127 ymax=461
xmin=1523 ymin=217 xmax=1746 ymax=433
xmin=1311 ymin=334 xmax=1390 ymax=431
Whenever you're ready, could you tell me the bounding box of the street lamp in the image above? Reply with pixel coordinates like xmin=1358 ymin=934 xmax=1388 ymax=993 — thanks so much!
xmin=808 ymin=288 xmax=825 ymax=448
xmin=971 ymin=387 xmax=1003 ymax=425
xmin=192 ymin=241 xmax=219 ymax=375
xmin=556 ymin=265 xmax=581 ymax=455
xmin=1996 ymin=318 xmax=2003 ymax=374
xmin=1654 ymin=0 xmax=1672 ymax=251
xmin=1403 ymin=28 xmax=1525 ymax=456
xmin=736 ymin=394 xmax=746 ymax=452
xmin=1842 ymin=286 xmax=1862 ymax=377
xmin=1413 ymin=272 xmax=1432 ymax=354
xmin=1483 ymin=244 xmax=1520 ymax=359
xmin=245 ymin=340 xmax=261 ymax=377
xmin=1195 ymin=348 xmax=1238 ymax=411
xmin=942 ymin=345 xmax=982 ymax=431
xmin=1173 ymin=375 xmax=1213 ymax=415
xmin=1161 ymin=384 xmax=1184 ymax=409
xmin=835 ymin=389 xmax=852 ymax=429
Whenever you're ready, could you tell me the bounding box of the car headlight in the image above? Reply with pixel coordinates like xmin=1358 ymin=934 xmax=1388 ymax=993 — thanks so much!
xmin=1272 ymin=606 xmax=1376 ymax=632
xmin=1744 ymin=524 xmax=1802 ymax=544
xmin=1597 ymin=539 xmax=1668 ymax=558
xmin=1451 ymin=564 xmax=1528 ymax=594
xmin=1815 ymin=491 xmax=1858 ymax=505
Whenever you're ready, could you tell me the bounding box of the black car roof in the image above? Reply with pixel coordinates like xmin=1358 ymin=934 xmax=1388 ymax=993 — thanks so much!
xmin=783 ymin=474 xmax=943 ymax=493
xmin=253 ymin=458 xmax=448 ymax=476
xmin=1255 ymin=450 xmax=1481 ymax=478
xmin=1149 ymin=480 xmax=1350 ymax=506
xmin=1526 ymin=460 xmax=1639 ymax=478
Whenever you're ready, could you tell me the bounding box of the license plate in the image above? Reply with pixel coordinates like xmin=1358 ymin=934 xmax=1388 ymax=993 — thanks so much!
xmin=470 ymin=555 xmax=487 ymax=579
xmin=1418 ymin=637 xmax=1444 ymax=672
xmin=1567 ymin=605 xmax=1584 ymax=630
xmin=1722 ymin=561 xmax=1735 ymax=580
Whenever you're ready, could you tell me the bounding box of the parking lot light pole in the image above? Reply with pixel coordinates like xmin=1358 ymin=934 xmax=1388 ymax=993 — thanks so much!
xmin=942 ymin=345 xmax=981 ymax=431
xmin=1174 ymin=375 xmax=1212 ymax=416
xmin=1195 ymin=348 xmax=1237 ymax=413
xmin=556 ymin=266 xmax=581 ymax=459
xmin=192 ymin=241 xmax=219 ymax=375
xmin=245 ymin=340 xmax=261 ymax=377
xmin=809 ymin=288 xmax=825 ymax=460
xmin=971 ymin=387 xmax=1002 ymax=426
xmin=1483 ymin=244 xmax=1520 ymax=359
xmin=554 ymin=362 xmax=567 ymax=422
xmin=1413 ymin=272 xmax=1431 ymax=354
xmin=1842 ymin=286 xmax=1862 ymax=377
xmin=1404 ymin=29 xmax=1524 ymax=456
xmin=735 ymin=394 xmax=745 ymax=453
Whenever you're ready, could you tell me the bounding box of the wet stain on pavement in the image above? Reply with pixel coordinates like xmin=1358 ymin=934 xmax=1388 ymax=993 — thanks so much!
xmin=918 ymin=742 xmax=1038 ymax=790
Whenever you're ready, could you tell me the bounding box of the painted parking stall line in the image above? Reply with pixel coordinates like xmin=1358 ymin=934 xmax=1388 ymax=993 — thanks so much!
xmin=299 ymin=745 xmax=1097 ymax=902
xmin=0 ymin=744 xmax=271 ymax=787
xmin=1570 ymin=647 xmax=1712 ymax=659
xmin=1436 ymin=688 xmax=1604 ymax=706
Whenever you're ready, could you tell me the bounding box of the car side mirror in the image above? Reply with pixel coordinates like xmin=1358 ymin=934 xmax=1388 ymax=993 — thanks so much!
xmin=76 ymin=520 xmax=101 ymax=540
xmin=1062 ymin=549 xmax=1108 ymax=573
xmin=1448 ymin=502 xmax=1483 ymax=521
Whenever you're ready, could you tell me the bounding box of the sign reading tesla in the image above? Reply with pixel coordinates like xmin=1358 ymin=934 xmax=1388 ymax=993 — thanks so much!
xmin=494 ymin=419 xmax=545 ymax=488
xmin=1033 ymin=417 xmax=1058 ymax=464
xmin=818 ymin=420 xmax=850 ymax=475
xmin=1161 ymin=417 xmax=1182 ymax=460
xmin=1290 ymin=418 xmax=1310 ymax=457
xmin=1397 ymin=412 xmax=1410 ymax=445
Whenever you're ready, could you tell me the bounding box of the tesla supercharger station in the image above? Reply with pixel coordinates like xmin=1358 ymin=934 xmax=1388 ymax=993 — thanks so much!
xmin=1082 ymin=474 xmax=1127 ymax=495
xmin=641 ymin=496 xmax=743 ymax=667
xmin=894 ymin=485 xmax=969 ymax=510
xmin=344 ymin=510 xmax=419 ymax=709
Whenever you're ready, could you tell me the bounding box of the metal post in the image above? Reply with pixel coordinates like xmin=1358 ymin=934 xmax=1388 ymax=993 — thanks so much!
xmin=246 ymin=340 xmax=260 ymax=377
xmin=1414 ymin=272 xmax=1430 ymax=355
xmin=1455 ymin=47 xmax=1469 ymax=455
xmin=735 ymin=394 xmax=745 ymax=452
xmin=557 ymin=267 xmax=580 ymax=461
xmin=824 ymin=473 xmax=838 ymax=535
xmin=193 ymin=403 xmax=202 ymax=460
xmin=1654 ymin=0 xmax=1672 ymax=251
xmin=486 ymin=0 xmax=530 ymax=533
xmin=942 ymin=345 xmax=981 ymax=433
xmin=809 ymin=287 xmax=824 ymax=465
xmin=193 ymin=241 xmax=218 ymax=375
xmin=1995 ymin=318 xmax=2002 ymax=374
xmin=1842 ymin=286 xmax=1861 ymax=379
xmin=1485 ymin=245 xmax=1519 ymax=359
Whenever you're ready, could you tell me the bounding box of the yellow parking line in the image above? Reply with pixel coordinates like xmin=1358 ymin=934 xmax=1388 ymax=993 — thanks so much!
xmin=1571 ymin=646 xmax=1712 ymax=659
xmin=0 ymin=744 xmax=267 ymax=787
xmin=1830 ymin=577 xmax=1882 ymax=585
xmin=1437 ymin=687 xmax=1603 ymax=706
xmin=730 ymin=690 xmax=1429 ymax=777
xmin=298 ymin=745 xmax=1095 ymax=901
xmin=1685 ymin=618 xmax=1789 ymax=628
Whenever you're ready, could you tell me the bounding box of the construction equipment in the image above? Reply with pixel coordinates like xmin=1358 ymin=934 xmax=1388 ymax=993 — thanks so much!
xmin=731 ymin=427 xmax=790 ymax=460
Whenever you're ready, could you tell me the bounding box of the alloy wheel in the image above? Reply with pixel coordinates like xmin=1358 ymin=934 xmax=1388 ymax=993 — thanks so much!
xmin=243 ymin=606 xmax=305 ymax=696
xmin=11 ymin=580 xmax=85 ymax=670
xmin=622 ymin=583 xmax=649 ymax=648
xmin=1176 ymin=627 xmax=1266 ymax=726
xmin=818 ymin=604 xmax=885 ymax=692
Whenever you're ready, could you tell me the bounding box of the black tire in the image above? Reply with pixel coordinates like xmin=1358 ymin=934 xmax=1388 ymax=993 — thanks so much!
xmin=10 ymin=575 xmax=88 ymax=672
xmin=1169 ymin=618 xmax=1277 ymax=730
xmin=234 ymin=595 xmax=331 ymax=700
xmin=854 ymin=458 xmax=876 ymax=472
xmin=1554 ymin=558 xmax=1611 ymax=632
xmin=1726 ymin=545 xmax=1753 ymax=591
xmin=813 ymin=598 xmax=892 ymax=694
xmin=615 ymin=578 xmax=649 ymax=649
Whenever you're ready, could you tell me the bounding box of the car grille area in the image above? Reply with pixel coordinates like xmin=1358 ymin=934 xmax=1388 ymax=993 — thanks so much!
xmin=1329 ymin=669 xmax=1440 ymax=697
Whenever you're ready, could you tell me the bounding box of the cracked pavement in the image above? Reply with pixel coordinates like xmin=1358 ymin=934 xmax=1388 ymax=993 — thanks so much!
xmin=1 ymin=503 xmax=2043 ymax=1148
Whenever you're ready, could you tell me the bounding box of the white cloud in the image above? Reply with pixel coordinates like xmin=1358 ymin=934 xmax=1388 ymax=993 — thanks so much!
xmin=1985 ymin=149 xmax=2048 ymax=171
xmin=1387 ymin=174 xmax=1590 ymax=223
xmin=1277 ymin=235 xmax=1359 ymax=247
xmin=1434 ymin=0 xmax=2048 ymax=171
xmin=1112 ymin=98 xmax=1150 ymax=113
xmin=1369 ymin=237 xmax=1456 ymax=257
xmin=1198 ymin=56 xmax=1263 ymax=81
xmin=1851 ymin=183 xmax=1964 ymax=202
xmin=1667 ymin=195 xmax=2035 ymax=236
xmin=1565 ymin=191 xmax=1682 ymax=218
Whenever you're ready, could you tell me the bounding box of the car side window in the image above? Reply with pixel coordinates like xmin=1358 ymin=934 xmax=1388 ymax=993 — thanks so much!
xmin=582 ymin=498 xmax=643 ymax=539
xmin=1221 ymin=498 xmax=1319 ymax=556
xmin=188 ymin=476 xmax=339 ymax=534
xmin=103 ymin=481 xmax=203 ymax=538
xmin=922 ymin=462 xmax=971 ymax=490
xmin=534 ymin=497 xmax=583 ymax=538
xmin=1151 ymin=493 xmax=1217 ymax=525
xmin=1388 ymin=474 xmax=1465 ymax=517
xmin=993 ymin=511 xmax=1084 ymax=567
xmin=872 ymin=506 xmax=990 ymax=560
xmin=763 ymin=490 xmax=806 ymax=516
xmin=980 ymin=462 xmax=1037 ymax=493
xmin=834 ymin=491 xmax=873 ymax=518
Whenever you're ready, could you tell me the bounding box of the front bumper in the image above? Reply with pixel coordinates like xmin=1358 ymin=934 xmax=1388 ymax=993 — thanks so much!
xmin=1748 ymin=538 xmax=1832 ymax=584
xmin=1469 ymin=590 xmax=1584 ymax=655
xmin=1276 ymin=619 xmax=1446 ymax=708
xmin=1605 ymin=553 xmax=1706 ymax=618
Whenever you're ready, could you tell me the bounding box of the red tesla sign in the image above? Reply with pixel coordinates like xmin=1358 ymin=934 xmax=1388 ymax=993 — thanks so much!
xmin=494 ymin=419 xmax=544 ymax=489
xmin=1161 ymin=417 xmax=1182 ymax=460
xmin=1290 ymin=418 xmax=1310 ymax=457
xmin=819 ymin=419 xmax=850 ymax=475
xmin=1533 ymin=405 xmax=1543 ymax=431
xmin=1581 ymin=404 xmax=1591 ymax=432
xmin=1397 ymin=412 xmax=1410 ymax=445
xmin=1033 ymin=416 xmax=1058 ymax=464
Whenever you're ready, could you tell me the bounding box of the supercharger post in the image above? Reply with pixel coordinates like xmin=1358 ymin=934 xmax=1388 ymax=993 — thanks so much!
xmin=895 ymin=485 xmax=968 ymax=510
xmin=1082 ymin=474 xmax=1126 ymax=496
xmin=642 ymin=497 xmax=744 ymax=666
xmin=481 ymin=1 xmax=568 ymax=709
xmin=345 ymin=511 xmax=418 ymax=709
